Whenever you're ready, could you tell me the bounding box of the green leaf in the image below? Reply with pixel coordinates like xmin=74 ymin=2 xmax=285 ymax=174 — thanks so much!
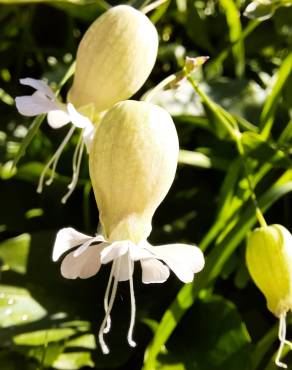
xmin=0 ymin=285 xmax=46 ymax=327
xmin=185 ymin=0 xmax=214 ymax=53
xmin=12 ymin=115 xmax=45 ymax=168
xmin=53 ymin=352 xmax=94 ymax=370
xmin=241 ymin=132 xmax=289 ymax=167
xmin=13 ymin=328 xmax=76 ymax=346
xmin=219 ymin=0 xmax=245 ymax=77
xmin=66 ymin=334 xmax=96 ymax=349
xmin=178 ymin=149 xmax=229 ymax=170
xmin=155 ymin=295 xmax=251 ymax=370
xmin=260 ymin=52 xmax=292 ymax=138
xmin=0 ymin=234 xmax=30 ymax=274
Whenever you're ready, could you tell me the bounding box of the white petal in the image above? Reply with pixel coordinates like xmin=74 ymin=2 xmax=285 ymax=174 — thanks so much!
xmin=15 ymin=93 xmax=59 ymax=116
xmin=67 ymin=103 xmax=93 ymax=129
xmin=129 ymin=243 xmax=154 ymax=261
xmin=52 ymin=227 xmax=93 ymax=262
xmin=100 ymin=241 xmax=130 ymax=264
xmin=147 ymin=243 xmax=205 ymax=283
xmin=20 ymin=78 xmax=55 ymax=99
xmin=73 ymin=236 xmax=106 ymax=257
xmin=141 ymin=258 xmax=170 ymax=284
xmin=47 ymin=110 xmax=71 ymax=128
xmin=114 ymin=254 xmax=134 ymax=281
xmin=60 ymin=244 xmax=103 ymax=279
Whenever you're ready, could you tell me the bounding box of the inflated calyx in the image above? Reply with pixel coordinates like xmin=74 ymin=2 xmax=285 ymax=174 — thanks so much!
xmin=69 ymin=5 xmax=159 ymax=112
xmin=246 ymin=224 xmax=292 ymax=368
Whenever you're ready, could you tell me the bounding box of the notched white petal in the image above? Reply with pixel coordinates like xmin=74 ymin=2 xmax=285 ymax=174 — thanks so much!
xmin=147 ymin=243 xmax=205 ymax=283
xmin=15 ymin=94 xmax=58 ymax=116
xmin=100 ymin=241 xmax=131 ymax=264
xmin=47 ymin=110 xmax=71 ymax=128
xmin=52 ymin=227 xmax=93 ymax=262
xmin=20 ymin=78 xmax=55 ymax=99
xmin=141 ymin=258 xmax=170 ymax=284
xmin=61 ymin=245 xmax=102 ymax=279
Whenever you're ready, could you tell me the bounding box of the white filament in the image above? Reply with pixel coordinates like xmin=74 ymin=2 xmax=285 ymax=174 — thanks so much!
xmin=98 ymin=258 xmax=121 ymax=354
xmin=127 ymin=252 xmax=137 ymax=348
xmin=37 ymin=125 xmax=75 ymax=193
xmin=103 ymin=260 xmax=116 ymax=334
xmin=61 ymin=130 xmax=85 ymax=204
xmin=275 ymin=313 xmax=292 ymax=368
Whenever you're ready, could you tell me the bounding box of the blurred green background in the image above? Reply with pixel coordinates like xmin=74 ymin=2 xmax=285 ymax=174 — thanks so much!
xmin=0 ymin=0 xmax=292 ymax=369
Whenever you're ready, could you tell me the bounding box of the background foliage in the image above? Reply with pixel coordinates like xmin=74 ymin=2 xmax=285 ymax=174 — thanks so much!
xmin=0 ymin=0 xmax=292 ymax=369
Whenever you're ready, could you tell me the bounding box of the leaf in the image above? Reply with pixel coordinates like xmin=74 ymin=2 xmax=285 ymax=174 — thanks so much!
xmin=205 ymin=20 xmax=260 ymax=80
xmin=13 ymin=328 xmax=76 ymax=346
xmin=0 ymin=234 xmax=30 ymax=274
xmin=185 ymin=0 xmax=214 ymax=53
xmin=178 ymin=149 xmax=229 ymax=170
xmin=0 ymin=285 xmax=46 ymax=327
xmin=155 ymin=295 xmax=251 ymax=370
xmin=241 ymin=132 xmax=289 ymax=167
xmin=53 ymin=352 xmax=94 ymax=370
xmin=260 ymin=52 xmax=292 ymax=138
xmin=12 ymin=115 xmax=45 ymax=168
xmin=219 ymin=0 xmax=245 ymax=77
xmin=66 ymin=334 xmax=96 ymax=349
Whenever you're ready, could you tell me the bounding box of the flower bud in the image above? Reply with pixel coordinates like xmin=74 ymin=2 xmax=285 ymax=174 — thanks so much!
xmin=246 ymin=224 xmax=292 ymax=317
xmin=69 ymin=5 xmax=158 ymax=112
xmin=89 ymin=100 xmax=179 ymax=243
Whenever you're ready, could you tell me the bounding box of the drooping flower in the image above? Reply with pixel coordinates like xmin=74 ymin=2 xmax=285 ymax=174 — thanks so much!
xmin=246 ymin=224 xmax=292 ymax=368
xmin=53 ymin=100 xmax=205 ymax=354
xmin=15 ymin=5 xmax=158 ymax=202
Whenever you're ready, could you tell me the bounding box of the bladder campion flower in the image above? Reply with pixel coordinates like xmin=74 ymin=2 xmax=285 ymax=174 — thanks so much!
xmin=53 ymin=100 xmax=205 ymax=354
xmin=15 ymin=5 xmax=158 ymax=202
xmin=246 ymin=224 xmax=292 ymax=368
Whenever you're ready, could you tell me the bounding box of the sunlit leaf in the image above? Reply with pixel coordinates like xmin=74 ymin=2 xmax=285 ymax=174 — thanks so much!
xmin=0 ymin=285 xmax=46 ymax=327
xmin=0 ymin=234 xmax=30 ymax=274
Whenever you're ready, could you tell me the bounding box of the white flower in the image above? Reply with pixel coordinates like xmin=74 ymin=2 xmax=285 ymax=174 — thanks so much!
xmin=15 ymin=78 xmax=95 ymax=203
xmin=53 ymin=227 xmax=205 ymax=354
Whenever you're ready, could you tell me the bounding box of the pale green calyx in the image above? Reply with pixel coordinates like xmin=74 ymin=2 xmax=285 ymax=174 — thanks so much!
xmin=246 ymin=224 xmax=292 ymax=317
xmin=246 ymin=224 xmax=292 ymax=368
xmin=89 ymin=100 xmax=179 ymax=243
xmin=69 ymin=5 xmax=158 ymax=112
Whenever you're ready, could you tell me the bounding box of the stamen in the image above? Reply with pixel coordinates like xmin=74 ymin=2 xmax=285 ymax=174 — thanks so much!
xmin=37 ymin=126 xmax=75 ymax=193
xmin=103 ymin=260 xmax=116 ymax=334
xmin=98 ymin=258 xmax=121 ymax=354
xmin=61 ymin=130 xmax=85 ymax=204
xmin=127 ymin=252 xmax=137 ymax=348
xmin=275 ymin=313 xmax=291 ymax=368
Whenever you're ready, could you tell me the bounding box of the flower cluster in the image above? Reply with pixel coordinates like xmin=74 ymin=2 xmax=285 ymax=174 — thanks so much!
xmin=15 ymin=4 xmax=205 ymax=354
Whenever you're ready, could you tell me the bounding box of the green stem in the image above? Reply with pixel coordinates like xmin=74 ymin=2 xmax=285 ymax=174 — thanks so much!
xmin=236 ymin=138 xmax=267 ymax=228
xmin=188 ymin=76 xmax=267 ymax=228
